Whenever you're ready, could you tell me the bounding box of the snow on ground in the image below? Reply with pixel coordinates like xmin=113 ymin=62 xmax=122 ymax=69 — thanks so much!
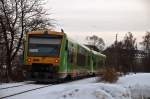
xmin=117 ymin=73 xmax=150 ymax=86
xmin=5 ymin=83 xmax=131 ymax=99
xmin=1 ymin=73 xmax=150 ymax=99
xmin=49 ymin=83 xmax=131 ymax=99
xmin=117 ymin=73 xmax=150 ymax=99
xmin=67 ymin=77 xmax=99 ymax=84
xmin=3 ymin=77 xmax=131 ymax=99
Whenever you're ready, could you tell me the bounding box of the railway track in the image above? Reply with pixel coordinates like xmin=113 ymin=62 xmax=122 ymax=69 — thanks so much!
xmin=0 ymin=82 xmax=34 ymax=90
xmin=0 ymin=84 xmax=52 ymax=99
xmin=0 ymin=76 xmax=95 ymax=99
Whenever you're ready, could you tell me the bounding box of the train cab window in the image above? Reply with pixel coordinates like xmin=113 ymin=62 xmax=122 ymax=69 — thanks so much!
xmin=28 ymin=35 xmax=62 ymax=57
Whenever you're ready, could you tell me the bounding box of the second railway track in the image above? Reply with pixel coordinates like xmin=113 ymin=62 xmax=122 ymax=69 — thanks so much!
xmin=0 ymin=82 xmax=34 ymax=90
xmin=0 ymin=84 xmax=52 ymax=99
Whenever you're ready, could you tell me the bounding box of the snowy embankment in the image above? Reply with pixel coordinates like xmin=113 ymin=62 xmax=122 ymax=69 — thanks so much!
xmin=50 ymin=83 xmax=131 ymax=99
xmin=50 ymin=73 xmax=150 ymax=99
xmin=1 ymin=73 xmax=150 ymax=99
xmin=117 ymin=73 xmax=150 ymax=99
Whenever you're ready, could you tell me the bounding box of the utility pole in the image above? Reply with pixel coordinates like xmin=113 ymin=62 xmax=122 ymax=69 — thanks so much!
xmin=115 ymin=34 xmax=118 ymax=46
xmin=115 ymin=34 xmax=119 ymax=70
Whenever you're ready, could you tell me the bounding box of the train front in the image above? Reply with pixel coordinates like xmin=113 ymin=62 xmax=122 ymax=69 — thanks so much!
xmin=24 ymin=30 xmax=64 ymax=81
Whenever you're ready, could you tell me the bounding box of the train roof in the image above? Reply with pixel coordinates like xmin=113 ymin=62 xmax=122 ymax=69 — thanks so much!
xmin=27 ymin=30 xmax=64 ymax=36
xmin=66 ymin=34 xmax=106 ymax=57
xmin=66 ymin=35 xmax=91 ymax=51
xmin=92 ymin=50 xmax=106 ymax=58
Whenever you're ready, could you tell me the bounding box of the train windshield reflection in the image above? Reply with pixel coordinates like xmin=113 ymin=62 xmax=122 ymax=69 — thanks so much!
xmin=28 ymin=36 xmax=62 ymax=57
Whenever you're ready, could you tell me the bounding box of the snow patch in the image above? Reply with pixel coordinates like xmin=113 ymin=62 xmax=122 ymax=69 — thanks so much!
xmin=117 ymin=73 xmax=150 ymax=99
xmin=47 ymin=83 xmax=131 ymax=99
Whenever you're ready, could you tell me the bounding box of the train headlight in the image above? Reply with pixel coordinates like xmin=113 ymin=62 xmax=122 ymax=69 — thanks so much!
xmin=28 ymin=58 xmax=31 ymax=62
xmin=55 ymin=59 xmax=59 ymax=63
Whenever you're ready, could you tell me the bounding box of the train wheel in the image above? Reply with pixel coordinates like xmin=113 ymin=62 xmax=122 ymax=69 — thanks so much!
xmin=65 ymin=75 xmax=72 ymax=81
xmin=92 ymin=73 xmax=96 ymax=77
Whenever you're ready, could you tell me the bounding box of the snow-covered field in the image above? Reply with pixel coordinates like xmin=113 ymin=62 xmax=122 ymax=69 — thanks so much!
xmin=0 ymin=73 xmax=150 ymax=99
xmin=117 ymin=73 xmax=150 ymax=99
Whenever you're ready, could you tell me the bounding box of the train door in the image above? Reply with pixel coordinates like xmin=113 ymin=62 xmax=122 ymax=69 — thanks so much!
xmin=67 ymin=42 xmax=77 ymax=77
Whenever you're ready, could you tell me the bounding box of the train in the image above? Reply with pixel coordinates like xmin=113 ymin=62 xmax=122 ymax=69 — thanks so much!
xmin=23 ymin=30 xmax=106 ymax=81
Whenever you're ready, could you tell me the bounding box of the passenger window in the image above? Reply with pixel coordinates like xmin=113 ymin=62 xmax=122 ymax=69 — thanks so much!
xmin=65 ymin=40 xmax=68 ymax=51
xmin=68 ymin=45 xmax=74 ymax=63
xmin=77 ymin=47 xmax=86 ymax=66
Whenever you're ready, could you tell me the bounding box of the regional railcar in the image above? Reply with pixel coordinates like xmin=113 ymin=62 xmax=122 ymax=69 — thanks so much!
xmin=23 ymin=30 xmax=106 ymax=81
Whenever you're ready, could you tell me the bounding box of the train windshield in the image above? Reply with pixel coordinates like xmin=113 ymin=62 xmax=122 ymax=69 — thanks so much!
xmin=28 ymin=35 xmax=62 ymax=57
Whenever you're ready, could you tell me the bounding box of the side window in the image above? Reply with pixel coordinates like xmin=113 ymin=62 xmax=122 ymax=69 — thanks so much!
xmin=77 ymin=47 xmax=86 ymax=66
xmin=93 ymin=56 xmax=96 ymax=67
xmin=98 ymin=60 xmax=103 ymax=66
xmin=87 ymin=55 xmax=91 ymax=66
xmin=94 ymin=60 xmax=96 ymax=67
xmin=68 ymin=44 xmax=74 ymax=63
xmin=65 ymin=40 xmax=68 ymax=51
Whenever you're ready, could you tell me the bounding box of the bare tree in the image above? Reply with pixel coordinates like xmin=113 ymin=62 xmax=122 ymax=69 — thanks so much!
xmin=122 ymin=32 xmax=137 ymax=72
xmin=123 ymin=32 xmax=137 ymax=50
xmin=104 ymin=32 xmax=137 ymax=73
xmin=86 ymin=35 xmax=105 ymax=52
xmin=0 ymin=0 xmax=53 ymax=82
xmin=141 ymin=31 xmax=150 ymax=72
xmin=141 ymin=31 xmax=150 ymax=53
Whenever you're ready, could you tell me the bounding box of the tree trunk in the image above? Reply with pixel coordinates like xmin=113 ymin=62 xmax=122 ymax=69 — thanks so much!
xmin=5 ymin=56 xmax=12 ymax=82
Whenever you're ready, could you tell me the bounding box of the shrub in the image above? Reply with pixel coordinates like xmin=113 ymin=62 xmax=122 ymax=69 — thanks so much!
xmin=99 ymin=67 xmax=119 ymax=83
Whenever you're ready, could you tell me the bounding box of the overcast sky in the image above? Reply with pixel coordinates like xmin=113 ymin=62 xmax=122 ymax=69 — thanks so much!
xmin=46 ymin=0 xmax=150 ymax=46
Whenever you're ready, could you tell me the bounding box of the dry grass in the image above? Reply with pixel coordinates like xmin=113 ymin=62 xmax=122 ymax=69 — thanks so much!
xmin=99 ymin=67 xmax=119 ymax=83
